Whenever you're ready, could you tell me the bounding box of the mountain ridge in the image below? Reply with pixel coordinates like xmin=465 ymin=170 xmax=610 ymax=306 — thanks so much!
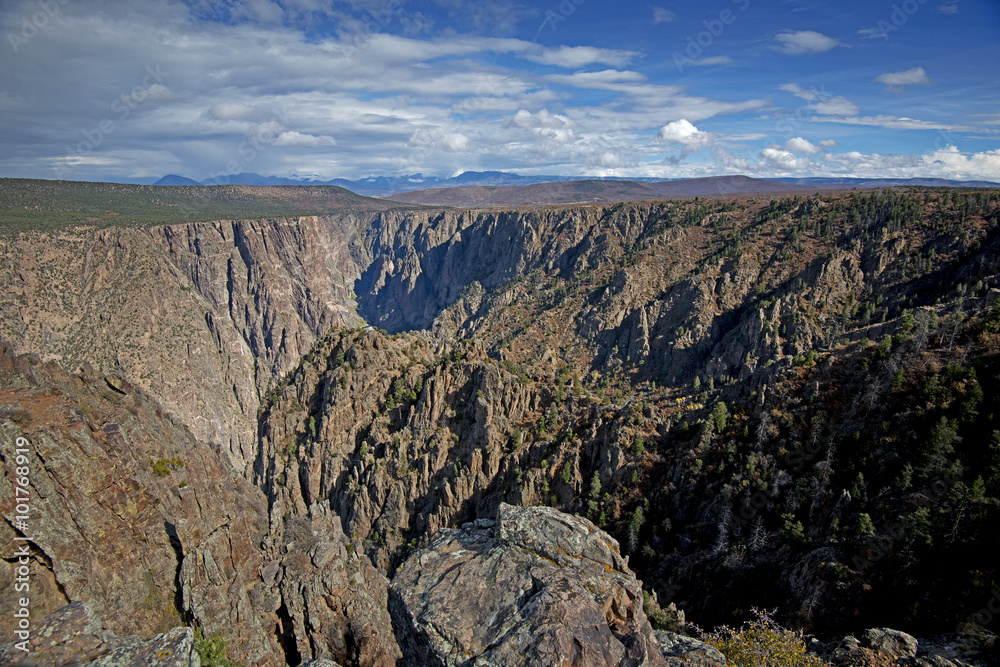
xmin=149 ymin=171 xmax=1000 ymax=197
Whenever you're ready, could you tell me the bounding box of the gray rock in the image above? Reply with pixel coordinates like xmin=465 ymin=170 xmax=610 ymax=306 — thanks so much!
xmin=82 ymin=627 xmax=199 ymax=667
xmin=654 ymin=631 xmax=727 ymax=666
xmin=0 ymin=602 xmax=199 ymax=667
xmin=0 ymin=602 xmax=108 ymax=666
xmin=391 ymin=503 xmax=665 ymax=667
xmin=862 ymin=628 xmax=919 ymax=658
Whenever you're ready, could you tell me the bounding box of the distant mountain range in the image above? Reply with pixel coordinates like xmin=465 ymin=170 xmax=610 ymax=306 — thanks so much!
xmin=153 ymin=171 xmax=1000 ymax=199
xmin=152 ymin=170 xmax=576 ymax=196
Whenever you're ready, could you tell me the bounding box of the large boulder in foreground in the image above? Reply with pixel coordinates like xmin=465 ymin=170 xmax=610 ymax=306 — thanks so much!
xmin=390 ymin=502 xmax=666 ymax=666
xmin=0 ymin=601 xmax=198 ymax=666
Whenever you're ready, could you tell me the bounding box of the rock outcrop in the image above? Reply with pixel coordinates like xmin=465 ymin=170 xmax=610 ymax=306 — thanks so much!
xmin=391 ymin=503 xmax=665 ymax=666
xmin=654 ymin=632 xmax=727 ymax=666
xmin=0 ymin=342 xmax=400 ymax=667
xmin=818 ymin=628 xmax=998 ymax=667
xmin=0 ymin=601 xmax=198 ymax=667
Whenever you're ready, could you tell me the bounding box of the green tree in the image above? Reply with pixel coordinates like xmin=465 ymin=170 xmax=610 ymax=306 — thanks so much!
xmin=920 ymin=416 xmax=961 ymax=476
xmin=590 ymin=471 xmax=602 ymax=499
xmin=712 ymin=401 xmax=730 ymax=433
xmin=857 ymin=513 xmax=875 ymax=536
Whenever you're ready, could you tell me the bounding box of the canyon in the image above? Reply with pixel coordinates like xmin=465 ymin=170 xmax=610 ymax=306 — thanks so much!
xmin=1 ymin=183 xmax=999 ymax=665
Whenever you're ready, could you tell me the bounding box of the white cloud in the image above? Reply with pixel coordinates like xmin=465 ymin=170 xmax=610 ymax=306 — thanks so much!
xmin=810 ymin=97 xmax=861 ymax=116
xmin=774 ymin=30 xmax=842 ymax=55
xmin=858 ymin=27 xmax=888 ymax=40
xmin=785 ymin=137 xmax=822 ymax=154
xmin=528 ymin=45 xmax=638 ymax=69
xmin=687 ymin=56 xmax=733 ymax=67
xmin=208 ymin=103 xmax=262 ymax=121
xmin=876 ymin=67 xmax=932 ymax=90
xmin=937 ymin=1 xmax=959 ymax=14
xmin=272 ymin=131 xmax=336 ymax=147
xmin=231 ymin=0 xmax=284 ymax=24
xmin=780 ymin=84 xmax=859 ymax=116
xmin=408 ymin=129 xmax=471 ymax=152
xmin=652 ymin=7 xmax=677 ymax=24
xmin=815 ymin=115 xmax=967 ymax=131
xmin=922 ymin=146 xmax=1000 ymax=179
xmin=819 ymin=139 xmax=839 ymax=147
xmin=507 ymin=109 xmax=576 ymax=144
xmin=548 ymin=69 xmax=649 ymax=87
xmin=656 ymin=119 xmax=711 ymax=148
xmin=509 ymin=109 xmax=570 ymax=130
xmin=816 ymin=146 xmax=1000 ymax=182
xmin=760 ymin=147 xmax=808 ymax=171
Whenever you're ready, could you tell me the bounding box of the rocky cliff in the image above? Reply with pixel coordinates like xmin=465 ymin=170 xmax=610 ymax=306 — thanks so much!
xmin=0 ymin=215 xmax=368 ymax=470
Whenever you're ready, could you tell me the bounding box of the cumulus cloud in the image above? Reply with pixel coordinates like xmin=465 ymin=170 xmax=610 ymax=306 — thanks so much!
xmin=408 ymin=129 xmax=471 ymax=152
xmin=652 ymin=7 xmax=677 ymax=24
xmin=774 ymin=30 xmax=842 ymax=55
xmin=509 ymin=109 xmax=570 ymax=129
xmin=760 ymin=146 xmax=808 ymax=171
xmin=820 ymin=139 xmax=839 ymax=147
xmin=922 ymin=145 xmax=1000 ymax=178
xmin=656 ymin=119 xmax=712 ymax=148
xmin=507 ymin=109 xmax=576 ymax=144
xmin=876 ymin=67 xmax=932 ymax=90
xmin=785 ymin=137 xmax=822 ymax=154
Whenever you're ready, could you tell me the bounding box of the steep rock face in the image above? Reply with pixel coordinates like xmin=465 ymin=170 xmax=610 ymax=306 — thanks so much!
xmin=390 ymin=503 xmax=665 ymax=666
xmin=0 ymin=342 xmax=283 ymax=664
xmin=152 ymin=215 xmax=366 ymax=396
xmin=0 ymin=342 xmax=406 ymax=667
xmin=260 ymin=502 xmax=401 ymax=667
xmin=356 ymin=205 xmax=652 ymax=333
xmin=0 ymin=226 xmax=259 ymax=466
xmin=0 ymin=215 xmax=367 ymax=469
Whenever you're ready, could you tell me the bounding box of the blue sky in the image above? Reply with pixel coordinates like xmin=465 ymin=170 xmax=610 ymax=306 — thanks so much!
xmin=1 ymin=0 xmax=998 ymax=183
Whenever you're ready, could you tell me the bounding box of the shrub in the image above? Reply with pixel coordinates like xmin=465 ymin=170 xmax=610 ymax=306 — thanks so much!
xmin=150 ymin=457 xmax=184 ymax=477
xmin=193 ymin=628 xmax=242 ymax=667
xmin=700 ymin=609 xmax=829 ymax=666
